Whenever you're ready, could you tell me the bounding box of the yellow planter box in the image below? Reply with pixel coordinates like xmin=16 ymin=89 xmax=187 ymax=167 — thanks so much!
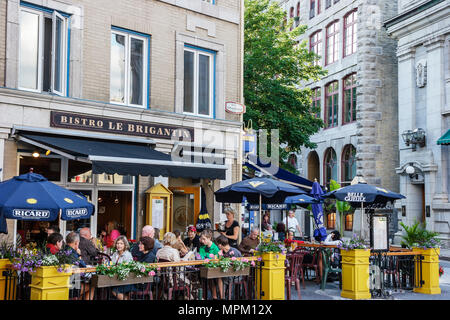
xmin=413 ymin=247 xmax=441 ymax=295
xmin=340 ymin=249 xmax=371 ymax=300
xmin=29 ymin=265 xmax=73 ymax=300
xmin=256 ymin=252 xmax=286 ymax=300
xmin=0 ymin=259 xmax=11 ymax=300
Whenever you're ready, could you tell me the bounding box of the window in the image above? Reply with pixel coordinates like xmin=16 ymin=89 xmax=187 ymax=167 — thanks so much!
xmin=310 ymin=0 xmax=316 ymax=19
xmin=184 ymin=45 xmax=215 ymax=117
xmin=310 ymin=30 xmax=322 ymax=66
xmin=317 ymin=0 xmax=321 ymax=14
xmin=327 ymin=212 xmax=336 ymax=229
xmin=344 ymin=10 xmax=358 ymax=57
xmin=325 ymin=81 xmax=339 ymax=128
xmin=18 ymin=6 xmax=69 ymax=95
xmin=295 ymin=2 xmax=300 ymax=27
xmin=110 ymin=27 xmax=149 ymax=108
xmin=325 ymin=0 xmax=332 ymax=9
xmin=289 ymin=7 xmax=294 ymax=30
xmin=19 ymin=155 xmax=62 ymax=182
xmin=202 ymin=0 xmax=215 ymax=3
xmin=311 ymin=87 xmax=321 ymax=118
xmin=345 ymin=213 xmax=353 ymax=231
xmin=324 ymin=147 xmax=338 ymax=188
xmin=343 ymin=73 xmax=357 ymax=124
xmin=341 ymin=144 xmax=356 ymax=186
xmin=326 ymin=21 xmax=340 ymax=65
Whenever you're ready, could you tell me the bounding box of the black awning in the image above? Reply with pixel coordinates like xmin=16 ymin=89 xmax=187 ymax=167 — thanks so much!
xmin=17 ymin=132 xmax=226 ymax=180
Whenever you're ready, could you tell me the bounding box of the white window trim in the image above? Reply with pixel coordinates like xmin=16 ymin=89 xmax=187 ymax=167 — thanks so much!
xmin=17 ymin=6 xmax=68 ymax=96
xmin=183 ymin=46 xmax=215 ymax=118
xmin=110 ymin=29 xmax=149 ymax=109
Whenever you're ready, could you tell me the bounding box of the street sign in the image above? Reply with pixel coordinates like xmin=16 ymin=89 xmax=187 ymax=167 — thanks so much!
xmin=225 ymin=101 xmax=246 ymax=114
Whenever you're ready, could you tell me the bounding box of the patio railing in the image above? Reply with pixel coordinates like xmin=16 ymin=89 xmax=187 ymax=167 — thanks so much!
xmin=2 ymin=258 xmax=262 ymax=301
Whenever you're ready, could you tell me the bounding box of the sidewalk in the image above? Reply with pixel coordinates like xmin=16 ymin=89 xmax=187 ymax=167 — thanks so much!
xmin=440 ymin=248 xmax=450 ymax=261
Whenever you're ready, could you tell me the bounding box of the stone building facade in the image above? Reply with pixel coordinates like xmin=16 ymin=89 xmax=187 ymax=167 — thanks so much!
xmin=278 ymin=0 xmax=399 ymax=237
xmin=0 ymin=0 xmax=244 ymax=243
xmin=386 ymin=0 xmax=450 ymax=247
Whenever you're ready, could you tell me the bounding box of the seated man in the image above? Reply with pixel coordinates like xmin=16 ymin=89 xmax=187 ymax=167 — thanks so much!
xmin=216 ymin=235 xmax=243 ymax=299
xmin=238 ymin=227 xmax=259 ymax=256
xmin=79 ymin=227 xmax=99 ymax=265
xmin=131 ymin=225 xmax=163 ymax=260
xmin=183 ymin=225 xmax=201 ymax=252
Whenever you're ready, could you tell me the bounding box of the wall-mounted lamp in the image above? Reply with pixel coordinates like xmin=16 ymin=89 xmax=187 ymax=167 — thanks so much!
xmin=32 ymin=151 xmax=40 ymax=158
xmin=401 ymin=128 xmax=426 ymax=151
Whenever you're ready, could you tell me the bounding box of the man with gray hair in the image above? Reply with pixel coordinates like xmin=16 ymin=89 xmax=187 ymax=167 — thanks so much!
xmin=79 ymin=227 xmax=99 ymax=265
xmin=64 ymin=232 xmax=86 ymax=268
xmin=238 ymin=227 xmax=260 ymax=257
xmin=131 ymin=225 xmax=163 ymax=260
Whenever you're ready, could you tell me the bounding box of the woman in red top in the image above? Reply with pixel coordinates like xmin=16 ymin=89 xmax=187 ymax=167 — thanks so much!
xmin=104 ymin=221 xmax=121 ymax=248
xmin=46 ymin=232 xmax=64 ymax=254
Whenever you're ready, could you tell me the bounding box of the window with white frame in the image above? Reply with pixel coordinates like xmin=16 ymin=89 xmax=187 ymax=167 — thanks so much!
xmin=202 ymin=0 xmax=215 ymax=4
xmin=110 ymin=27 xmax=149 ymax=108
xmin=183 ymin=45 xmax=215 ymax=117
xmin=18 ymin=6 xmax=69 ymax=95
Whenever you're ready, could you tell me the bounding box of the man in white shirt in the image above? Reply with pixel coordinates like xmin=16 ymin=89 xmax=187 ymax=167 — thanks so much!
xmin=285 ymin=210 xmax=303 ymax=237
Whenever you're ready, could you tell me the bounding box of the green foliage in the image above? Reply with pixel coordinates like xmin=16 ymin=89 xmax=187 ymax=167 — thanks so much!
xmin=96 ymin=261 xmax=157 ymax=280
xmin=203 ymin=255 xmax=253 ymax=273
xmin=400 ymin=221 xmax=441 ymax=249
xmin=243 ymin=0 xmax=327 ymax=169
xmin=255 ymin=240 xmax=287 ymax=254
xmin=327 ymin=180 xmax=351 ymax=234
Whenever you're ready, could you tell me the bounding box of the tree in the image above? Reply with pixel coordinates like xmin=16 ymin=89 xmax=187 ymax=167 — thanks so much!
xmin=329 ymin=180 xmax=352 ymax=235
xmin=244 ymin=0 xmax=326 ymax=171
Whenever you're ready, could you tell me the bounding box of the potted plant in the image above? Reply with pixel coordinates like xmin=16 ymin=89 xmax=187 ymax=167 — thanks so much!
xmin=200 ymin=252 xmax=252 ymax=279
xmin=400 ymin=221 xmax=441 ymax=294
xmin=95 ymin=261 xmax=157 ymax=287
xmin=338 ymin=234 xmax=371 ymax=300
xmin=0 ymin=241 xmax=15 ymax=300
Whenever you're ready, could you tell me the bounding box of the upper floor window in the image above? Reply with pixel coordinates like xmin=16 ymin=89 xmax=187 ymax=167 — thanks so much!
xmin=311 ymin=87 xmax=321 ymax=118
xmin=184 ymin=45 xmax=215 ymax=117
xmin=202 ymin=0 xmax=215 ymax=4
xmin=310 ymin=30 xmax=322 ymax=66
xmin=344 ymin=10 xmax=358 ymax=57
xmin=295 ymin=2 xmax=301 ymax=27
xmin=343 ymin=73 xmax=357 ymax=124
xmin=325 ymin=0 xmax=332 ymax=9
xmin=326 ymin=21 xmax=340 ymax=65
xmin=310 ymin=0 xmax=316 ymax=19
xmin=18 ymin=6 xmax=69 ymax=95
xmin=325 ymin=81 xmax=339 ymax=128
xmin=110 ymin=27 xmax=149 ymax=108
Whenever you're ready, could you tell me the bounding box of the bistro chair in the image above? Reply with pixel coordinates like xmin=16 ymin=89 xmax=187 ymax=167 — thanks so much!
xmin=285 ymin=252 xmax=303 ymax=299
xmin=302 ymin=248 xmax=321 ymax=284
xmin=320 ymin=248 xmax=342 ymax=290
xmin=95 ymin=252 xmax=111 ymax=265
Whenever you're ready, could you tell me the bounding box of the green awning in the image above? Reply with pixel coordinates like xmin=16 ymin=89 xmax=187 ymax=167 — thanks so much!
xmin=437 ymin=129 xmax=450 ymax=145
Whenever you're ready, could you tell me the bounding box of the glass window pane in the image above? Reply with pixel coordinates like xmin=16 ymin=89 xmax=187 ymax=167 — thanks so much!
xmin=43 ymin=17 xmax=52 ymax=92
xmin=68 ymin=160 xmax=93 ymax=183
xmin=19 ymin=11 xmax=40 ymax=90
xmin=183 ymin=50 xmax=194 ymax=113
xmin=53 ymin=15 xmax=63 ymax=93
xmin=110 ymin=33 xmax=126 ymax=104
xmin=130 ymin=38 xmax=144 ymax=106
xmin=19 ymin=156 xmax=61 ymax=181
xmin=97 ymin=173 xmax=133 ymax=185
xmin=198 ymin=54 xmax=210 ymax=115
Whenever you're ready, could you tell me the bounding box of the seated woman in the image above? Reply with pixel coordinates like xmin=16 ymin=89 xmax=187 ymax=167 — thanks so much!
xmin=156 ymin=232 xmax=181 ymax=262
xmin=172 ymin=229 xmax=189 ymax=257
xmin=275 ymin=222 xmax=286 ymax=242
xmin=46 ymin=232 xmax=64 ymax=254
xmin=111 ymin=236 xmax=133 ymax=300
xmin=137 ymin=237 xmax=156 ymax=263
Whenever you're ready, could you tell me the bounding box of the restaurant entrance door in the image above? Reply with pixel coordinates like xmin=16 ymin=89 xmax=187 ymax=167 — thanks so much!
xmin=170 ymin=187 xmax=200 ymax=237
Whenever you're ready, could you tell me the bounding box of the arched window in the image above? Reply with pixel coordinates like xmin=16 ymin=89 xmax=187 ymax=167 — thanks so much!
xmin=344 ymin=10 xmax=358 ymax=57
xmin=341 ymin=144 xmax=356 ymax=186
xmin=326 ymin=20 xmax=340 ymax=65
xmin=324 ymin=147 xmax=338 ymax=188
xmin=343 ymin=73 xmax=357 ymax=124
xmin=325 ymin=81 xmax=339 ymax=128
xmin=296 ymin=2 xmax=300 ymax=16
xmin=307 ymin=151 xmax=320 ymax=182
xmin=310 ymin=30 xmax=322 ymax=66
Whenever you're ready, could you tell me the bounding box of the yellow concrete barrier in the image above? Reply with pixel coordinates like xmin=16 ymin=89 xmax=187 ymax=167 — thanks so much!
xmin=340 ymin=249 xmax=371 ymax=300
xmin=256 ymin=252 xmax=286 ymax=300
xmin=0 ymin=259 xmax=10 ymax=300
xmin=29 ymin=265 xmax=72 ymax=300
xmin=413 ymin=248 xmax=441 ymax=295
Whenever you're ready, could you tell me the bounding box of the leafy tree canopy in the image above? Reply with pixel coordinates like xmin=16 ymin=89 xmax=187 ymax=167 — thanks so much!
xmin=244 ymin=0 xmax=326 ymax=171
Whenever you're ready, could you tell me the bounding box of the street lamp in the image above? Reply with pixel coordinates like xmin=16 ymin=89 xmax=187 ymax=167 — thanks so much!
xmin=401 ymin=128 xmax=426 ymax=151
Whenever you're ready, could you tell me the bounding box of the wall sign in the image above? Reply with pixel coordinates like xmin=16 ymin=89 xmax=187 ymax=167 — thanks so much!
xmin=225 ymin=101 xmax=246 ymax=114
xmin=50 ymin=111 xmax=194 ymax=141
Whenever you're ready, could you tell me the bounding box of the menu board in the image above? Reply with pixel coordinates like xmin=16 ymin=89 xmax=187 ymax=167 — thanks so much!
xmin=372 ymin=215 xmax=388 ymax=251
xmin=152 ymin=198 xmax=164 ymax=229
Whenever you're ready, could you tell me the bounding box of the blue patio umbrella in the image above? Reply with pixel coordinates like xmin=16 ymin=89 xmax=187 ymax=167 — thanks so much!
xmin=310 ymin=181 xmax=327 ymax=242
xmin=322 ymin=182 xmax=405 ymax=208
xmin=215 ymin=177 xmax=306 ymax=242
xmin=0 ymin=172 xmax=95 ymax=222
xmin=284 ymin=194 xmax=318 ymax=208
xmin=196 ymin=187 xmax=212 ymax=233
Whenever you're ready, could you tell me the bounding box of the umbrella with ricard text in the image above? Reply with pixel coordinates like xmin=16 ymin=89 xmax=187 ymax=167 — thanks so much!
xmin=215 ymin=177 xmax=307 ymax=242
xmin=0 ymin=171 xmax=95 ymax=239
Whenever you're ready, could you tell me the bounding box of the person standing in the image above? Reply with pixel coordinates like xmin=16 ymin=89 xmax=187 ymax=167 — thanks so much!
xmin=219 ymin=207 xmax=240 ymax=248
xmin=285 ymin=210 xmax=303 ymax=237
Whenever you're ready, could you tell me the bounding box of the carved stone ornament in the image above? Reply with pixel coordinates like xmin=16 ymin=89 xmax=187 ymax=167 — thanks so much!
xmin=416 ymin=59 xmax=427 ymax=88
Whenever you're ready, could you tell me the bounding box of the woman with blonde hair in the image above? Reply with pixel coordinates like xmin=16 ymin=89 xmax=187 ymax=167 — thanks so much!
xmin=156 ymin=232 xmax=181 ymax=262
xmin=219 ymin=207 xmax=240 ymax=248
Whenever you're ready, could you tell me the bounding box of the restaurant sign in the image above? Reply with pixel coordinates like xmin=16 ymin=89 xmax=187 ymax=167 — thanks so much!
xmin=65 ymin=208 xmax=90 ymax=219
xmin=344 ymin=192 xmax=366 ymax=202
xmin=50 ymin=111 xmax=194 ymax=140
xmin=12 ymin=209 xmax=51 ymax=219
xmin=247 ymin=203 xmax=288 ymax=210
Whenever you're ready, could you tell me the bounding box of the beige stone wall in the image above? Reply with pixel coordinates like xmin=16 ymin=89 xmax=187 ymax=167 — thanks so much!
xmin=0 ymin=0 xmax=6 ymax=87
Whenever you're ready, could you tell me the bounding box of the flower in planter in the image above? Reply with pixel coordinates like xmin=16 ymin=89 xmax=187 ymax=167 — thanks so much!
xmin=439 ymin=266 xmax=444 ymax=277
xmin=338 ymin=234 xmax=367 ymax=251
